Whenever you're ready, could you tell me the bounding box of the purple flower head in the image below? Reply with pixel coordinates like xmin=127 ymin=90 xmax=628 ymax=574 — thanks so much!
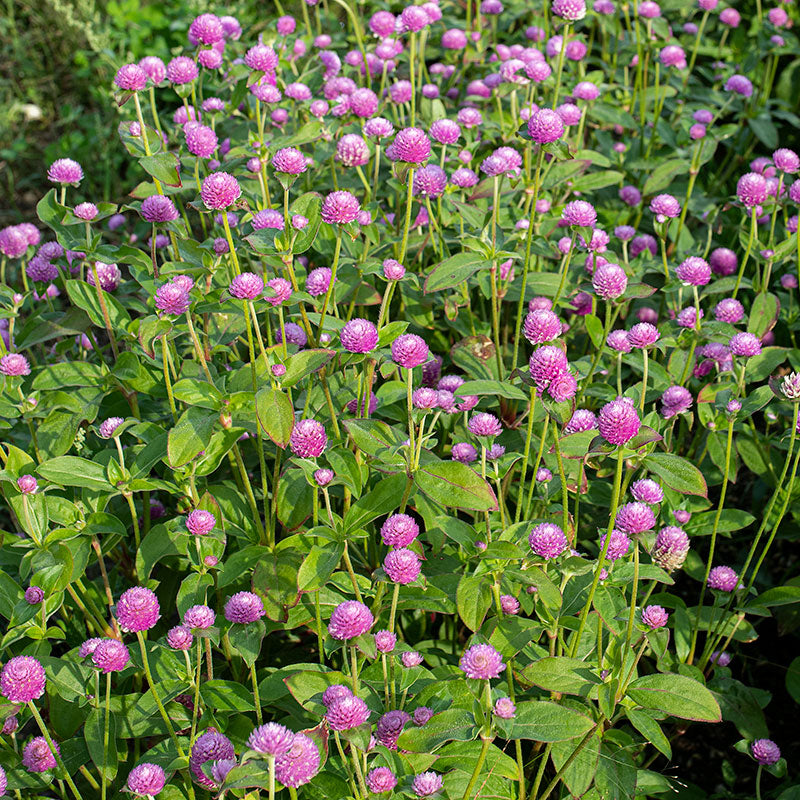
xmin=659 ymin=44 xmax=686 ymax=68
xmin=592 ymin=262 xmax=628 ymax=300
xmin=392 ymin=333 xmax=429 ymax=369
xmin=631 ymin=479 xmax=663 ymax=504
xmin=393 ymin=127 xmax=431 ymax=164
xmin=381 ymin=513 xmax=419 ymax=546
xmin=649 ymin=193 xmax=681 ymax=220
xmin=190 ymin=730 xmax=235 ymax=788
xmin=413 ymin=771 xmax=443 ymax=797
xmin=709 ymin=247 xmax=738 ymax=276
xmin=248 ymin=722 xmax=295 ymax=756
xmin=384 ymin=548 xmax=421 ymax=584
xmin=275 ymin=734 xmax=320 ymax=787
xmin=2 ymin=716 xmax=17 ymax=734
xmin=642 ymin=604 xmax=669 ymax=629
xmin=375 ymin=629 xmax=397 ymax=653
xmin=327 ymin=695 xmax=370 ymax=730
xmin=184 ymin=604 xmax=215 ymax=630
xmin=737 ymin=172 xmax=767 ymax=206
xmin=167 ymin=56 xmax=199 ymax=85
xmin=402 ymin=651 xmax=424 ymax=667
xmin=529 ymin=522 xmax=568 ymax=558
xmin=708 ymin=565 xmax=739 ymax=591
xmin=619 ymin=185 xmax=642 ymax=207
xmin=615 ymin=502 xmax=657 ymax=534
xmin=336 ymin=134 xmax=370 ymax=168
xmin=201 ymin=172 xmax=241 ymax=210
xmin=229 ymin=272 xmax=264 ymax=301
xmin=367 ymin=766 xmax=398 ymax=793
xmin=166 ymin=626 xmax=193 ymax=651
xmin=527 ymin=108 xmax=565 ymax=143
xmin=224 ymin=591 xmax=265 ymax=624
xmin=127 ymin=762 xmax=166 ymax=796
xmin=322 ymin=684 xmax=351 ymax=708
xmin=493 ymin=697 xmax=517 ymax=719
xmin=598 ymin=398 xmax=640 ymax=445
xmin=17 ymin=474 xmax=38 ymax=495
xmin=459 ymin=643 xmax=505 ymax=679
xmin=189 ymin=13 xmax=224 ymax=44
xmin=529 ymin=345 xmax=569 ymax=391
xmin=364 ymin=117 xmax=395 ymax=139
xmin=661 ymin=385 xmax=693 ymax=418
xmin=607 ymin=330 xmax=632 ymax=353
xmin=97 ymin=416 xmax=124 ymax=440
xmin=729 ymin=332 xmax=761 ymax=357
xmin=524 ymin=309 xmax=562 ymax=344
xmin=92 ymin=639 xmax=130 ymax=673
xmin=306 ymin=267 xmax=332 ymax=297
xmin=725 ymin=73 xmax=753 ymax=97
xmin=468 ymin=412 xmax=503 ymax=438
xmin=627 ymin=322 xmax=660 ymax=349
xmin=376 ymin=709 xmax=411 ymax=749
xmin=186 ymin=509 xmax=216 ymax=536
xmin=600 ymin=529 xmax=631 ymax=561
xmin=714 ymin=298 xmax=745 ymax=324
xmin=321 ymin=190 xmax=360 ymax=224
xmin=79 ymin=638 xmax=103 ymax=658
xmin=186 ymin=124 xmax=218 ymax=158
xmin=141 ymin=195 xmax=179 ymax=224
xmin=116 ymin=587 xmax=160 ymax=632
xmin=48 ymin=158 xmax=83 ymax=185
xmin=676 ymin=256 xmax=711 ymax=286
xmin=751 ymin=739 xmax=781 ymax=766
xmin=290 ymin=419 xmax=327 ymax=458
xmin=414 ymin=165 xmax=448 ymax=197
xmin=0 ymin=353 xmax=30 ymax=377
xmin=22 ymin=737 xmax=58 ymax=772
xmin=73 ymin=202 xmax=98 ymax=221
xmin=773 ymin=148 xmax=800 ymax=174
xmin=1 ymin=656 xmax=46 ymax=703
xmin=25 ymin=585 xmax=44 ymax=604
xmin=562 ymin=200 xmax=597 ymax=228
xmin=338 ymin=318 xmax=378 ymax=354
xmin=451 ymin=442 xmax=478 ymax=463
xmin=565 ymin=409 xmax=598 ymax=434
xmin=328 ymin=600 xmax=374 ymax=640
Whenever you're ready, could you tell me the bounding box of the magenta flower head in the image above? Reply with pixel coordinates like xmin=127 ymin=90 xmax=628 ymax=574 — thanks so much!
xmin=155 ymin=282 xmax=190 ymax=316
xmin=224 ymin=591 xmax=266 ymax=624
xmin=729 ymin=332 xmax=762 ymax=357
xmin=414 ymin=165 xmax=448 ymax=197
xmin=248 ymin=722 xmax=295 ymax=756
xmin=527 ymin=108 xmax=565 ymax=143
xmin=708 ymin=565 xmax=739 ymax=591
xmin=529 ymin=522 xmax=568 ymax=559
xmin=141 ymin=195 xmax=179 ymax=223
xmin=631 ymin=479 xmax=663 ymax=504
xmin=725 ymin=73 xmax=753 ymax=97
xmin=367 ymin=766 xmax=398 ymax=794
xmin=652 ymin=526 xmax=689 ymax=571
xmin=552 ymin=0 xmax=587 ymax=20
xmin=529 ymin=345 xmax=568 ymax=391
xmin=190 ymin=730 xmax=235 ymax=788
xmin=139 ymin=56 xmax=166 ymax=84
xmin=114 ymin=63 xmax=149 ymax=91
xmin=375 ymin=630 xmax=397 ymax=653
xmin=48 ymin=158 xmax=83 ymax=185
xmin=116 ymin=586 xmax=160 ymax=632
xmin=230 ymin=272 xmax=264 ymax=301
xmin=402 ymin=651 xmax=424 ymax=667
xmin=627 ymin=322 xmax=660 ymax=349
xmin=773 ymin=148 xmax=800 ymax=174
xmin=275 ymin=733 xmax=321 ymax=787
xmin=166 ymin=626 xmax=193 ymax=651
xmin=468 ymin=412 xmax=502 ymax=438
xmin=524 ymin=309 xmax=562 ymax=344
xmin=321 ymin=190 xmax=361 ymax=224
xmin=290 ymin=419 xmax=327 ymax=458
xmin=22 ymin=737 xmax=58 ymax=772
xmin=676 ymin=256 xmax=711 ymax=286
xmin=186 ymin=509 xmax=215 ymax=536
xmin=376 ymin=710 xmax=411 ymax=749
xmin=1 ymin=656 xmax=46 ymax=703
xmin=708 ymin=247 xmax=737 ymax=277
xmin=73 ymin=202 xmax=97 ymax=222
xmin=736 ymin=172 xmax=768 ymax=207
xmin=327 ymin=695 xmax=370 ymax=731
xmin=393 ymin=127 xmax=432 ymax=164
xmin=659 ymin=44 xmax=686 ymax=68
xmin=184 ymin=604 xmax=215 ymax=630
xmin=392 ymin=333 xmax=429 ymax=369
xmin=430 ymin=118 xmax=461 ymax=145
xmin=607 ymin=330 xmax=632 ymax=353
xmin=364 ymin=117 xmax=395 ymax=139
xmin=452 ymin=442 xmax=478 ymax=463
xmin=25 ymin=586 xmax=44 ymax=604
xmin=562 ymin=200 xmax=597 ymax=228
xmin=273 ymin=147 xmax=308 ymax=175
xmin=598 ymin=397 xmax=640 ymax=446
xmin=266 ymin=277 xmax=292 ymax=307
xmin=167 ymin=56 xmax=199 ymax=85
xmin=0 ymin=354 xmax=31 ymax=377
xmin=17 ymin=474 xmax=38 ymax=495
xmin=322 ymin=684 xmax=351 ymax=708
xmin=599 ymin=529 xmax=631 ymax=561
xmin=127 ymin=763 xmax=166 ymax=796
xmin=329 ymin=600 xmax=374 ymax=639
xmin=92 ymin=639 xmax=130 ymax=673
xmin=642 ymin=605 xmax=669 ymax=629
xmin=381 ymin=513 xmax=419 ymax=547
xmin=751 ymin=739 xmax=781 ymax=766
xmin=340 ymin=318 xmax=379 ymax=353
xmin=189 ymin=12 xmax=224 ymax=44
xmin=185 ymin=124 xmax=218 ymax=158
xmin=384 ymin=548 xmax=421 ymax=584
xmin=412 ymin=772 xmax=443 ymax=797
xmin=98 ymin=416 xmax=124 ymax=439
xmin=649 ymin=193 xmax=681 ymax=221
xmin=494 ymin=697 xmax=517 ymax=719
xmin=615 ymin=501 xmax=657 ymax=534
xmin=201 ymin=172 xmax=241 ymax=209
xmin=314 ymin=468 xmax=334 ymax=487
xmin=459 ymin=643 xmax=505 ymax=680
xmin=0 ymin=226 xmax=28 ymax=258
xmin=661 ymin=385 xmax=693 ymax=418
xmin=337 ymin=134 xmax=370 ymax=168
xmin=592 ymin=262 xmax=628 ymax=300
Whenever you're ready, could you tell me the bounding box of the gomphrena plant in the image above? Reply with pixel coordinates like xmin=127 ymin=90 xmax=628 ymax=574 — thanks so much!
xmin=0 ymin=0 xmax=797 ymax=798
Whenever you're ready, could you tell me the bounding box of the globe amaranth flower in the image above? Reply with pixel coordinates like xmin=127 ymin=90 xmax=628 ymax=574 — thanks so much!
xmin=642 ymin=604 xmax=669 ymax=629
xmin=529 ymin=522 xmax=568 ymax=558
xmin=140 ymin=195 xmax=179 ymax=224
xmin=599 ymin=529 xmax=631 ymax=561
xmin=167 ymin=56 xmax=199 ymax=85
xmin=116 ymin=586 xmax=160 ymax=632
xmin=729 ymin=332 xmax=762 ymax=357
xmin=375 ymin=709 xmax=411 ymax=750
xmin=402 ymin=651 xmax=424 ymax=667
xmin=500 ymin=594 xmax=520 ymax=615
xmin=166 ymin=625 xmax=193 ymax=651
xmin=336 ymin=134 xmax=370 ymax=168
xmin=190 ymin=730 xmax=235 ymax=788
xmin=271 ymin=147 xmax=308 ymax=176
xmin=0 ymin=353 xmax=31 ymax=377
xmin=459 ymin=643 xmax=505 ymax=679
xmin=725 ymin=73 xmax=753 ymax=97
xmin=1 ymin=655 xmax=46 ymax=703
xmin=229 ymin=272 xmax=264 ymax=301
xmin=289 ymin=419 xmax=327 ymax=458
xmin=413 ymin=165 xmax=448 ymax=197
xmin=659 ymin=44 xmax=686 ymax=68
xmin=306 ymin=267 xmax=332 ymax=297
xmin=79 ymin=638 xmax=103 ymax=658
xmin=615 ymin=502 xmax=656 ymax=534
xmin=275 ymin=733 xmax=321 ymax=787
xmin=598 ymin=398 xmax=640 ymax=445
xmin=607 ymin=329 xmax=632 ymax=353
xmin=201 ymin=172 xmax=241 ymax=210
xmin=337 ymin=318 xmax=379 ymax=354
xmin=367 ymin=766 xmax=398 ymax=794
xmin=23 ymin=737 xmax=59 ymax=772
xmin=707 ymin=565 xmax=739 ymax=591
xmin=676 ymin=256 xmax=711 ymax=286
xmin=185 ymin=508 xmax=215 ymax=536
xmin=565 ymin=409 xmax=598 ymax=434
xmin=381 ymin=513 xmax=419 ymax=547
xmin=48 ymin=158 xmax=83 ymax=185
xmin=711 ymin=650 xmax=732 ymax=667
xmin=328 ymin=600 xmax=374 ymax=640
xmin=552 ymin=0 xmax=587 ymax=20
xmin=714 ymin=297 xmax=745 ymax=324
xmin=592 ymin=263 xmax=628 ymax=300
xmin=184 ymin=604 xmax=215 ymax=630
xmin=392 ymin=127 xmax=432 ymax=164
xmin=127 ymin=763 xmax=166 ymax=796
xmin=529 ymin=345 xmax=569 ymax=391
xmin=92 ymin=639 xmax=130 ymax=673
xmin=326 ymin=695 xmax=370 ymax=730
xmin=224 ymin=591 xmax=266 ymax=624
xmin=248 ymin=722 xmax=295 ymax=756
xmin=374 ymin=630 xmax=397 ymax=653
xmin=185 ymin=124 xmax=218 ymax=158
xmin=631 ymin=478 xmax=663 ymax=505
xmin=562 ymin=200 xmax=597 ymax=228
xmin=384 ymin=548 xmax=421 ymax=584
xmin=527 ymin=108 xmax=565 ymax=143
xmin=524 ymin=309 xmax=562 ymax=344
xmin=736 ymin=172 xmax=767 ymax=207
xmin=751 ymin=739 xmax=781 ymax=766
xmin=25 ymin=585 xmax=44 ymax=604
xmin=412 ymin=771 xmax=443 ymax=797
xmin=391 ymin=333 xmax=429 ymax=369
xmin=649 ymin=193 xmax=681 ymax=221
xmin=468 ymin=412 xmax=503 ymax=438
xmin=321 ymin=190 xmax=360 ymax=224
xmin=661 ymin=385 xmax=693 ymax=418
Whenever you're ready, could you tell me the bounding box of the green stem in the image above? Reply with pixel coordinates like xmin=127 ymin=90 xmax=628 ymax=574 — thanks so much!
xmin=317 ymin=231 xmax=342 ymax=339
xmin=732 ymin=208 xmax=757 ymax=299
xmin=101 ymin=672 xmax=111 ymax=800
xmin=398 ymin=168 xmax=416 ymax=264
xmin=461 ymin=736 xmax=492 ymax=800
xmin=27 ymin=703 xmax=82 ymax=800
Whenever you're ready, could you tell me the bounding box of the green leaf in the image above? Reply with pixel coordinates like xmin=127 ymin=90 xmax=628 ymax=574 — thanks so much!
xmin=281 ymin=349 xmax=335 ymax=388
xmin=139 ymin=153 xmax=182 ymax=186
xmin=423 ymin=253 xmax=491 ymax=294
xmin=455 ymin=380 xmax=528 ymax=401
xmin=414 ymin=460 xmax=498 ymax=511
xmin=643 ymin=159 xmax=690 ymax=196
xmin=84 ymin=704 xmax=118 ymax=781
xmin=172 ymin=378 xmax=223 ymax=410
xmin=518 ymin=657 xmax=601 ymax=696
xmin=786 ymin=656 xmax=800 ymax=704
xmin=643 ymin=453 xmax=707 ymax=497
xmin=342 ymin=419 xmax=405 ymax=458
xmin=456 ymin=574 xmax=492 ymax=631
xmin=344 ymin=473 xmax=410 ymax=533
xmin=36 ymin=456 xmax=114 ymax=491
xmin=746 ymin=347 xmax=786 ymax=382
xmin=748 ymin=293 xmax=779 ymax=338
xmin=571 ymin=170 xmax=625 ymax=192
xmin=396 ymin=708 xmax=477 ymax=752
xmin=497 ymin=701 xmax=595 ymax=742
xmin=626 ymin=673 xmax=721 ymax=722
xmin=167 ymin=407 xmax=217 ymax=468
xmin=256 ymin=388 xmax=295 ymax=448
xmin=252 ymin=549 xmax=303 ymax=621
xmin=201 ymin=680 xmax=255 ymax=711
xmin=297 ymin=543 xmax=344 ymax=591
xmin=625 ymin=708 xmax=671 ymax=758
xmin=745 ymin=585 xmax=800 ymax=610
xmin=289 ymin=192 xmax=322 ymax=254
xmin=228 ymin=620 xmax=266 ymax=668
xmin=747 ymin=115 xmax=779 ymax=150
xmin=66 ymin=280 xmax=131 ymax=330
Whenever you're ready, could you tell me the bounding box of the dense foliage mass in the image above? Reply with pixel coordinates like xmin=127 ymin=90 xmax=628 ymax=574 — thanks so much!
xmin=0 ymin=0 xmax=799 ymax=798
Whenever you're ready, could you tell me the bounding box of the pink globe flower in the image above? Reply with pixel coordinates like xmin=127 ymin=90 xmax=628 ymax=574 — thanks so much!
xmin=201 ymin=172 xmax=241 ymax=210
xmin=127 ymin=763 xmax=166 ymax=796
xmin=186 ymin=509 xmax=216 ymax=535
xmin=392 ymin=334 xmax=429 ymax=369
xmin=166 ymin=626 xmax=193 ymax=651
xmin=230 ymin=272 xmax=264 ymax=301
xmin=599 ymin=529 xmax=631 ymax=561
xmin=729 ymin=332 xmax=762 ymax=357
xmin=652 ymin=526 xmax=689 ymax=572
xmin=321 ymin=190 xmax=361 ymax=224
xmin=529 ymin=345 xmax=569 ymax=391
xmin=167 ymin=56 xmax=199 ymax=85
xmin=0 ymin=353 xmax=30 ymax=377
xmin=248 ymin=722 xmax=295 ymax=756
xmin=412 ymin=771 xmax=443 ymax=797
xmin=22 ymin=737 xmax=58 ymax=772
xmin=327 ymin=695 xmax=370 ymax=730
xmin=266 ymin=277 xmax=292 ymax=306
xmin=384 ymin=548 xmax=421 ymax=584
xmin=141 ymin=195 xmax=179 ymax=223
xmin=306 ymin=267 xmax=333 ymax=297
xmin=565 ymin=409 xmax=598 ymax=433
xmin=367 ymin=766 xmax=398 ymax=793
xmin=273 ymin=147 xmax=308 ymax=175
xmin=275 ymin=734 xmax=321 ymax=787
xmin=552 ymin=0 xmax=587 ymax=19
xmin=737 ymin=172 xmax=768 ymax=207
xmin=190 ymin=730 xmax=235 ymax=788
xmin=615 ymin=502 xmax=656 ymax=534
xmin=751 ymin=739 xmax=781 ymax=766
xmin=381 ymin=513 xmax=419 ymax=547
xmin=468 ymin=412 xmax=502 ymax=438
xmin=114 ymin=63 xmax=148 ymax=91
xmin=529 ymin=522 xmax=568 ymax=559
xmin=627 ymin=322 xmax=660 ymax=349
xmin=562 ymin=200 xmax=597 ymax=228
xmin=290 ymin=419 xmax=327 ymax=458
xmin=527 ymin=108 xmax=565 ymax=143
xmin=139 ymin=56 xmax=167 ymax=84
xmin=631 ymin=479 xmax=663 ymax=504
xmin=393 ymin=127 xmax=432 ymax=164
xmin=642 ymin=604 xmax=669 ymax=629
xmin=459 ymin=643 xmax=505 ymax=679
xmin=707 ymin=565 xmax=739 ymax=591
xmin=598 ymin=398 xmax=640 ymax=445
xmin=676 ymin=256 xmax=711 ymax=286
xmin=328 ymin=600 xmax=374 ymax=640
xmin=92 ymin=639 xmax=130 ymax=673
xmin=154 ymin=282 xmax=190 ymax=316
xmin=494 ymin=697 xmax=517 ymax=718
xmin=1 ymin=656 xmax=46 ymax=703
xmin=224 ymin=592 xmax=265 ymax=624
xmin=524 ymin=309 xmax=562 ymax=344
xmin=186 ymin=124 xmax=218 ymax=158
xmin=340 ymin=318 xmax=379 ymax=353
xmin=47 ymin=158 xmax=83 ymax=185
xmin=592 ymin=262 xmax=628 ymax=300
xmin=649 ymin=193 xmax=681 ymax=220
xmin=661 ymin=385 xmax=693 ymax=418
xmin=116 ymin=587 xmax=160 ymax=632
